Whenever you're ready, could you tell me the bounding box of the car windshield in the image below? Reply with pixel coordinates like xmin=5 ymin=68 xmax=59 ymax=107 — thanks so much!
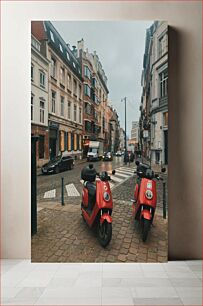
xmin=52 ymin=156 xmax=61 ymax=162
xmin=90 ymin=148 xmax=98 ymax=153
xmin=107 ymin=152 xmax=111 ymax=156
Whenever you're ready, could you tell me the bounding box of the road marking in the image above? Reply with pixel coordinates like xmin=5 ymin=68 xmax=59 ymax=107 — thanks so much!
xmin=119 ymin=167 xmax=135 ymax=173
xmin=44 ymin=189 xmax=56 ymax=198
xmin=110 ymin=175 xmax=123 ymax=183
xmin=109 ymin=182 xmax=114 ymax=189
xmin=114 ymin=171 xmax=132 ymax=178
xmin=65 ymin=183 xmax=80 ymax=196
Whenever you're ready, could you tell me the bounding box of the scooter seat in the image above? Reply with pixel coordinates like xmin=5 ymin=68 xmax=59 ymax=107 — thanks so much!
xmin=85 ymin=182 xmax=96 ymax=210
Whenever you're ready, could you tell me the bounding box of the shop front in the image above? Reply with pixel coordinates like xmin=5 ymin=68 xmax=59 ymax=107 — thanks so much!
xmin=31 ymin=124 xmax=49 ymax=167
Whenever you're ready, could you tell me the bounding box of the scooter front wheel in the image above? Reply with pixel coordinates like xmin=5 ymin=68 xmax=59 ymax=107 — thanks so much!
xmin=142 ymin=219 xmax=151 ymax=242
xmin=97 ymin=221 xmax=112 ymax=247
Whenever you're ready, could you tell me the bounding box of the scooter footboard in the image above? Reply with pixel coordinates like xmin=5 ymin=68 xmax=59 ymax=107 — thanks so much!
xmin=100 ymin=213 xmax=112 ymax=224
xmin=140 ymin=209 xmax=152 ymax=221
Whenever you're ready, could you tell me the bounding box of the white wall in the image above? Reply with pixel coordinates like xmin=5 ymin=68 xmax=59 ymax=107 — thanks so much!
xmin=1 ymin=1 xmax=202 ymax=259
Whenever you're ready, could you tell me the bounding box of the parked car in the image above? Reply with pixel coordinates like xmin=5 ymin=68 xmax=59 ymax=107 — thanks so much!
xmin=115 ymin=151 xmax=122 ymax=156
xmin=102 ymin=152 xmax=113 ymax=161
xmin=41 ymin=154 xmax=74 ymax=174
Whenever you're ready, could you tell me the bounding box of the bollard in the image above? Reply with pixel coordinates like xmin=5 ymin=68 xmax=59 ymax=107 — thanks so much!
xmin=61 ymin=177 xmax=64 ymax=206
xmin=163 ymin=181 xmax=166 ymax=219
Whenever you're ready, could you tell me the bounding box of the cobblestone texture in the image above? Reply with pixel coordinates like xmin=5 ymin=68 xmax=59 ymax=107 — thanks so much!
xmin=32 ymin=197 xmax=168 ymax=263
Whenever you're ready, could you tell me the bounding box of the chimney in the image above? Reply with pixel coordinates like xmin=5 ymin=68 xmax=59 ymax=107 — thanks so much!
xmin=72 ymin=45 xmax=77 ymax=57
xmin=77 ymin=38 xmax=84 ymax=51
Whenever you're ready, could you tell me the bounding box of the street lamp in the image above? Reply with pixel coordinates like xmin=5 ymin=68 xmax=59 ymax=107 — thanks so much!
xmin=121 ymin=97 xmax=127 ymax=164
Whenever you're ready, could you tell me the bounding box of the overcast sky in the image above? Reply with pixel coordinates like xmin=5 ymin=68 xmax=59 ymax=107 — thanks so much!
xmin=52 ymin=21 xmax=152 ymax=136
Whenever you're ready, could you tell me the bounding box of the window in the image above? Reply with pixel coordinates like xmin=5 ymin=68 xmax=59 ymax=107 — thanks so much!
xmin=31 ymin=65 xmax=34 ymax=81
xmin=158 ymin=33 xmax=168 ymax=58
xmin=60 ymin=67 xmax=65 ymax=84
xmin=67 ymin=74 xmax=71 ymax=91
xmin=74 ymin=105 xmax=77 ymax=122
xmin=38 ymin=135 xmax=45 ymax=159
xmin=163 ymin=112 xmax=168 ymax=127
xmin=155 ymin=151 xmax=160 ymax=164
xmin=40 ymin=71 xmax=45 ymax=88
xmin=59 ymin=44 xmax=63 ymax=53
xmin=79 ymin=84 xmax=82 ymax=99
xmin=66 ymin=52 xmax=70 ymax=61
xmin=51 ymin=91 xmax=56 ymax=113
xmin=31 ymin=96 xmax=34 ymax=121
xmin=51 ymin=57 xmax=56 ymax=78
xmin=160 ymin=70 xmax=168 ymax=98
xmin=50 ymin=31 xmax=55 ymax=42
xmin=73 ymin=62 xmax=76 ymax=69
xmin=74 ymin=134 xmax=77 ymax=150
xmin=60 ymin=96 xmax=64 ymax=116
xmin=73 ymin=79 xmax=77 ymax=96
xmin=79 ymin=107 xmax=82 ymax=124
xmin=68 ymin=101 xmax=71 ymax=119
xmin=84 ymin=65 xmax=91 ymax=79
xmin=40 ymin=100 xmax=45 ymax=123
xmin=92 ymin=77 xmax=97 ymax=87
xmin=31 ymin=37 xmax=40 ymax=51
xmin=84 ymin=84 xmax=91 ymax=97
xmin=85 ymin=103 xmax=91 ymax=115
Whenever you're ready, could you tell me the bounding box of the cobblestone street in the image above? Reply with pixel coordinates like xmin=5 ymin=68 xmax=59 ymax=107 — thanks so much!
xmin=32 ymin=176 xmax=168 ymax=263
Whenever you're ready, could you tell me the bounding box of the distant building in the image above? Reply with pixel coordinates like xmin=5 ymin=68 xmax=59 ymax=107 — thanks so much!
xmin=119 ymin=128 xmax=125 ymax=151
xmin=108 ymin=105 xmax=120 ymax=153
xmin=129 ymin=121 xmax=139 ymax=150
xmin=31 ymin=34 xmax=49 ymax=166
xmin=77 ymin=39 xmax=109 ymax=154
xmin=139 ymin=21 xmax=168 ymax=165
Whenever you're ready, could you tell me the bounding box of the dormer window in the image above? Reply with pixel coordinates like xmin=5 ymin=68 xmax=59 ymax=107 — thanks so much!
xmin=59 ymin=44 xmax=63 ymax=52
xmin=50 ymin=31 xmax=55 ymax=42
xmin=66 ymin=52 xmax=70 ymax=60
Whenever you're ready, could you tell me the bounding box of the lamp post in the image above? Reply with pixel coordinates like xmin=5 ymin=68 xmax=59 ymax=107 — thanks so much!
xmin=121 ymin=97 xmax=127 ymax=164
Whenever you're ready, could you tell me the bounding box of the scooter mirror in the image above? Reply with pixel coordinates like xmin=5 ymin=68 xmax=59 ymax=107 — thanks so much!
xmin=135 ymin=160 xmax=140 ymax=166
xmin=112 ymin=170 xmax=116 ymax=175
xmin=161 ymin=167 xmax=166 ymax=173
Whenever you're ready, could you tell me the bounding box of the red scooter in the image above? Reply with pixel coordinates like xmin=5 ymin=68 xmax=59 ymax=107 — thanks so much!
xmin=81 ymin=164 xmax=115 ymax=247
xmin=132 ymin=160 xmax=165 ymax=242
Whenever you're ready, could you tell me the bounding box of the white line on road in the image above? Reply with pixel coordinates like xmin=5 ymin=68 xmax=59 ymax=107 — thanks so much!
xmin=44 ymin=189 xmax=56 ymax=198
xmin=109 ymin=175 xmax=123 ymax=183
xmin=114 ymin=171 xmax=132 ymax=178
xmin=119 ymin=167 xmax=136 ymax=173
xmin=109 ymin=182 xmax=114 ymax=189
xmin=65 ymin=183 xmax=80 ymax=196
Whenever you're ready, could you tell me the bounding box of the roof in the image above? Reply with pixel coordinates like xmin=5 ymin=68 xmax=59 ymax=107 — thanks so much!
xmin=44 ymin=21 xmax=83 ymax=81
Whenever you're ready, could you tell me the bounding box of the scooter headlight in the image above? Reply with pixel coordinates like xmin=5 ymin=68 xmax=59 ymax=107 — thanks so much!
xmin=145 ymin=190 xmax=153 ymax=200
xmin=103 ymin=192 xmax=110 ymax=201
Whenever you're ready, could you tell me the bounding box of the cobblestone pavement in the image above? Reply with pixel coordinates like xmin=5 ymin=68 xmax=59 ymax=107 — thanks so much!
xmin=32 ymin=177 xmax=168 ymax=263
xmin=33 ymin=159 xmax=168 ymax=263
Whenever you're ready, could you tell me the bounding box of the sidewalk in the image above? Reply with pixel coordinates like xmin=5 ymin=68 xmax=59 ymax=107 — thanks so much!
xmin=32 ymin=198 xmax=168 ymax=263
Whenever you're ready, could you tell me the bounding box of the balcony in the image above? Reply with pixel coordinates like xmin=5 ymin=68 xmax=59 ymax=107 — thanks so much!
xmin=151 ymin=98 xmax=159 ymax=111
xmin=160 ymin=96 xmax=168 ymax=107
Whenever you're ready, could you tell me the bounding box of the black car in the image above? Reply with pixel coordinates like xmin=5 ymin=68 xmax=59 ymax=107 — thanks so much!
xmin=41 ymin=155 xmax=74 ymax=174
xmin=102 ymin=152 xmax=113 ymax=161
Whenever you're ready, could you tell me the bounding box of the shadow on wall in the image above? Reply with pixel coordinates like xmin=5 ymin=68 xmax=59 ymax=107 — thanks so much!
xmin=168 ymin=26 xmax=202 ymax=260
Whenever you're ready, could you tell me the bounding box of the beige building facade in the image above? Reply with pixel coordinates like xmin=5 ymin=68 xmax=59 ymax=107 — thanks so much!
xmin=32 ymin=21 xmax=83 ymax=160
xmin=31 ymin=34 xmax=49 ymax=166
